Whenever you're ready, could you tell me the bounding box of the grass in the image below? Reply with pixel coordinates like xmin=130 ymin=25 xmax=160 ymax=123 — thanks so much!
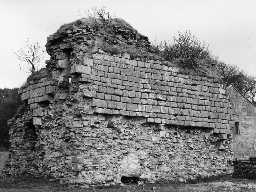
xmin=1 ymin=177 xmax=256 ymax=192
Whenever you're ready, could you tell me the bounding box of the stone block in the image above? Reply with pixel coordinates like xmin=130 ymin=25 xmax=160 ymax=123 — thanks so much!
xmin=55 ymin=93 xmax=68 ymax=100
xmin=46 ymin=85 xmax=56 ymax=94
xmin=121 ymin=96 xmax=131 ymax=103
xmin=128 ymin=91 xmax=136 ymax=98
xmin=93 ymin=54 xmax=104 ymax=60
xmin=34 ymin=95 xmax=50 ymax=103
xmin=141 ymin=93 xmax=148 ymax=99
xmin=137 ymin=61 xmax=145 ymax=68
xmin=169 ymin=102 xmax=178 ymax=108
xmin=131 ymin=97 xmax=141 ymax=104
xmin=33 ymin=117 xmax=42 ymax=125
xmin=120 ymin=110 xmax=130 ymax=116
xmin=159 ymin=130 xmax=167 ymax=137
xmin=155 ymin=118 xmax=162 ymax=123
xmin=72 ymin=121 xmax=83 ymax=128
xmin=83 ymin=89 xmax=96 ymax=98
xmin=111 ymin=95 xmax=120 ymax=101
xmin=107 ymin=101 xmax=116 ymax=109
xmin=80 ymin=74 xmax=93 ymax=83
xmin=145 ymin=62 xmax=150 ymax=68
xmin=57 ymin=59 xmax=69 ymax=68
xmin=135 ymin=92 xmax=141 ymax=98
xmin=32 ymin=108 xmax=44 ymax=117
xmin=93 ymin=99 xmax=107 ymax=108
xmin=83 ymin=57 xmax=93 ymax=66
xmin=104 ymin=94 xmax=111 ymax=100
xmin=116 ymin=102 xmax=126 ymax=110
xmin=145 ymin=105 xmax=152 ymax=112
xmin=129 ymin=111 xmax=137 ymax=116
xmin=30 ymin=103 xmax=38 ymax=109
xmin=160 ymin=106 xmax=168 ymax=113
xmin=130 ymin=60 xmax=138 ymax=67
xmin=152 ymin=106 xmax=161 ymax=113
xmin=135 ymin=112 xmax=143 ymax=116
xmin=95 ymin=108 xmax=107 ymax=114
xmin=147 ymin=118 xmax=154 ymax=123
xmin=138 ymin=105 xmax=146 ymax=112
xmin=114 ymin=89 xmax=123 ymax=96
xmin=30 ymin=87 xmax=46 ymax=98
xmin=70 ymin=64 xmax=91 ymax=74
xmin=21 ymin=92 xmax=29 ymax=100
xmin=28 ymin=98 xmax=35 ymax=104
xmin=96 ymin=92 xmax=105 ymax=99
xmin=127 ymin=103 xmax=138 ymax=111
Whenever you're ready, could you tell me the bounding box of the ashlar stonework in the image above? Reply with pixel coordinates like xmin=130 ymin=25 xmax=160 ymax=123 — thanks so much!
xmin=5 ymin=18 xmax=235 ymax=185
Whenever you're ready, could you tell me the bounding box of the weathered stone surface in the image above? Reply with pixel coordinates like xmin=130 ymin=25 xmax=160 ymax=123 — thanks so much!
xmin=70 ymin=65 xmax=91 ymax=74
xmin=120 ymin=153 xmax=141 ymax=177
xmin=57 ymin=59 xmax=69 ymax=69
xmin=33 ymin=117 xmax=42 ymax=125
xmin=5 ymin=17 xmax=236 ymax=187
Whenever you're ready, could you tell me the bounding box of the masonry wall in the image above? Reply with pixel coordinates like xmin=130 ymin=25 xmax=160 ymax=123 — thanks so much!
xmin=90 ymin=54 xmax=232 ymax=131
xmin=5 ymin=18 xmax=235 ymax=185
xmin=5 ymin=53 xmax=234 ymax=185
xmin=19 ymin=54 xmax=234 ymax=132
xmin=227 ymin=86 xmax=256 ymax=159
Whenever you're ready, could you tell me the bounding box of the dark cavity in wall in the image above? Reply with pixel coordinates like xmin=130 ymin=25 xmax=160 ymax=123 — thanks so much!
xmin=121 ymin=176 xmax=140 ymax=185
xmin=62 ymin=47 xmax=73 ymax=58
xmin=24 ymin=119 xmax=38 ymax=151
xmin=234 ymin=122 xmax=240 ymax=135
xmin=38 ymin=100 xmax=50 ymax=108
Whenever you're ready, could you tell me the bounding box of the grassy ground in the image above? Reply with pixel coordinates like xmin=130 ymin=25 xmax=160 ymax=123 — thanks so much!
xmin=1 ymin=178 xmax=256 ymax=192
xmin=1 ymin=152 xmax=256 ymax=191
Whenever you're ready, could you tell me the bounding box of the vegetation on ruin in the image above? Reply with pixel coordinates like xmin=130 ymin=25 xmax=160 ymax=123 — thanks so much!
xmin=154 ymin=31 xmax=256 ymax=103
xmin=84 ymin=8 xmax=256 ymax=102
xmin=155 ymin=31 xmax=211 ymax=70
xmin=86 ymin=8 xmax=256 ymax=103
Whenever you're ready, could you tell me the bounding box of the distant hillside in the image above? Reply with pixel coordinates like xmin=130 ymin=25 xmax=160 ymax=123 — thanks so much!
xmin=0 ymin=88 xmax=21 ymax=149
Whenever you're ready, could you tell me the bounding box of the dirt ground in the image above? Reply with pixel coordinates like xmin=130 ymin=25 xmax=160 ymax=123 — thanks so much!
xmin=1 ymin=177 xmax=256 ymax=192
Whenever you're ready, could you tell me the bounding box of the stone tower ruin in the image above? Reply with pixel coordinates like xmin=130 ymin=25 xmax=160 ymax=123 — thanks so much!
xmin=6 ymin=17 xmax=235 ymax=185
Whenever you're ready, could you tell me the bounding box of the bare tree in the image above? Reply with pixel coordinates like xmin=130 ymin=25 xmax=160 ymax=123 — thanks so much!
xmin=88 ymin=7 xmax=111 ymax=22
xmin=15 ymin=40 xmax=46 ymax=73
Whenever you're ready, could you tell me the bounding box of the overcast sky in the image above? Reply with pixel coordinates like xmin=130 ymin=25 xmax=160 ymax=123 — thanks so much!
xmin=0 ymin=0 xmax=256 ymax=88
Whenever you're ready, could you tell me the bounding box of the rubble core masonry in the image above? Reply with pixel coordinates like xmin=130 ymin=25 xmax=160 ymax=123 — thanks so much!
xmin=5 ymin=18 xmax=235 ymax=185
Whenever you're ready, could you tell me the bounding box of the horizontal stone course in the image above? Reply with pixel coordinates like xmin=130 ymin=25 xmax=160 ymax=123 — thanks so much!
xmin=90 ymin=54 xmax=233 ymax=130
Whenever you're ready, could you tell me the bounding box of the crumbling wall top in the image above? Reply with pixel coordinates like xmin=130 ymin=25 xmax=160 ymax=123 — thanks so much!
xmin=45 ymin=17 xmax=157 ymax=63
